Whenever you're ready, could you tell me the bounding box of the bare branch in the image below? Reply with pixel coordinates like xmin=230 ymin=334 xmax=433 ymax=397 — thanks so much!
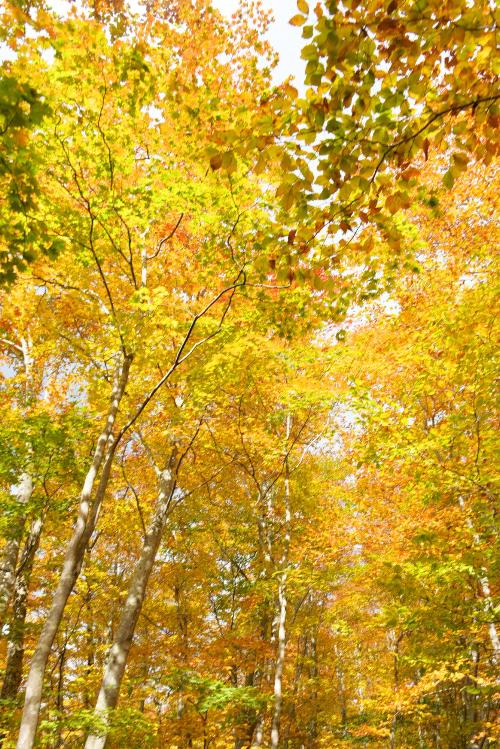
xmin=116 ymin=269 xmax=246 ymax=438
xmin=148 ymin=213 xmax=185 ymax=261
xmin=0 ymin=337 xmax=23 ymax=354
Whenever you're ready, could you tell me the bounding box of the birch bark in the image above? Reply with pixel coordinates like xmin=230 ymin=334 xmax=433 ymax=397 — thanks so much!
xmin=1 ymin=517 xmax=43 ymax=701
xmin=16 ymin=353 xmax=132 ymax=749
xmin=252 ymin=489 xmax=274 ymax=747
xmin=270 ymin=414 xmax=292 ymax=749
xmin=270 ymin=573 xmax=288 ymax=749
xmin=306 ymin=633 xmax=318 ymax=749
xmin=84 ymin=451 xmax=177 ymax=749
xmin=0 ymin=472 xmax=33 ymax=628
xmin=458 ymin=496 xmax=500 ymax=663
xmin=0 ymin=337 xmax=34 ymax=627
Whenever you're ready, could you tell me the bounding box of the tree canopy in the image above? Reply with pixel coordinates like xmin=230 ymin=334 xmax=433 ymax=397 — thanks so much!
xmin=0 ymin=1 xmax=498 ymax=748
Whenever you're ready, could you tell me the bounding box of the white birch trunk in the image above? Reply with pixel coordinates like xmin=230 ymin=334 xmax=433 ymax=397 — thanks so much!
xmin=1 ymin=516 xmax=42 ymax=700
xmin=0 ymin=337 xmax=34 ymax=627
xmin=0 ymin=472 xmax=33 ymax=628
xmin=307 ymin=634 xmax=318 ymax=749
xmin=270 ymin=414 xmax=292 ymax=749
xmin=333 ymin=642 xmax=347 ymax=727
xmin=252 ymin=489 xmax=274 ymax=746
xmin=85 ymin=453 xmax=177 ymax=749
xmin=16 ymin=353 xmax=132 ymax=749
xmin=252 ymin=716 xmax=264 ymax=748
xmin=270 ymin=571 xmax=288 ymax=749
xmin=458 ymin=496 xmax=500 ymax=663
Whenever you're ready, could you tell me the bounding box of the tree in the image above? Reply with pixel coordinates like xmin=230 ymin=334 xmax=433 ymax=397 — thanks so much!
xmin=325 ymin=159 xmax=499 ymax=748
xmin=274 ymin=0 xmax=499 ymax=256
xmin=0 ymin=1 xmax=498 ymax=747
xmin=0 ymin=0 xmax=56 ymax=283
xmin=4 ymin=2 xmax=326 ymax=745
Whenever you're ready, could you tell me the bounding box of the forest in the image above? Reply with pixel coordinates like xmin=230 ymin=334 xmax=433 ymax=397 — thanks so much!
xmin=0 ymin=0 xmax=498 ymax=747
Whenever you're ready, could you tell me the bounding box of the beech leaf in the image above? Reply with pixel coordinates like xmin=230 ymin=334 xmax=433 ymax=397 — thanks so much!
xmin=210 ymin=154 xmax=223 ymax=171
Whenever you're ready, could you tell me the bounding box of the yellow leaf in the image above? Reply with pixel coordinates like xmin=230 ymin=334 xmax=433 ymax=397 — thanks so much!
xmin=297 ymin=0 xmax=309 ymax=13
xmin=283 ymin=83 xmax=299 ymax=99
xmin=452 ymin=152 xmax=469 ymax=172
xmin=222 ymin=150 xmax=237 ymax=174
xmin=12 ymin=129 xmax=29 ymax=147
xmin=290 ymin=14 xmax=306 ymax=26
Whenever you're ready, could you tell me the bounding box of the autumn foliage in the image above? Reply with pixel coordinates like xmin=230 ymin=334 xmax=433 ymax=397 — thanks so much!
xmin=0 ymin=0 xmax=498 ymax=748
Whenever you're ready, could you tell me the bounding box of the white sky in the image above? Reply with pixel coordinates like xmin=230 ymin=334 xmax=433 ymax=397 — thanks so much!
xmin=212 ymin=0 xmax=305 ymax=86
xmin=0 ymin=0 xmax=305 ymax=86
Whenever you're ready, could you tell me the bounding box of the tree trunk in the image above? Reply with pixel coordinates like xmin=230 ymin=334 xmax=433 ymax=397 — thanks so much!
xmin=333 ymin=642 xmax=347 ymax=728
xmin=457 ymin=496 xmax=500 ymax=663
xmin=388 ymin=630 xmax=402 ymax=749
xmin=252 ymin=716 xmax=264 ymax=748
xmin=1 ymin=517 xmax=43 ymax=701
xmin=0 ymin=472 xmax=33 ymax=629
xmin=0 ymin=336 xmax=34 ymax=628
xmin=306 ymin=633 xmax=318 ymax=749
xmin=54 ymin=644 xmax=66 ymax=749
xmin=270 ymin=572 xmax=288 ymax=749
xmin=174 ymin=576 xmax=192 ymax=749
xmin=251 ymin=493 xmax=273 ymax=747
xmin=85 ymin=451 xmax=177 ymax=749
xmin=270 ymin=414 xmax=292 ymax=749
xmin=16 ymin=353 xmax=132 ymax=749
xmin=283 ymin=635 xmax=307 ymax=749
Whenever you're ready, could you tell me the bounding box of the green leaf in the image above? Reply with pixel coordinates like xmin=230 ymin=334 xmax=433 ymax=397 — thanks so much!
xmin=442 ymin=169 xmax=454 ymax=189
xmin=301 ymin=44 xmax=317 ymax=60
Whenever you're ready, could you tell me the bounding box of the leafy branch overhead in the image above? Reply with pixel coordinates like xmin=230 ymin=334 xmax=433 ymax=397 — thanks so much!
xmin=0 ymin=0 xmax=498 ymax=748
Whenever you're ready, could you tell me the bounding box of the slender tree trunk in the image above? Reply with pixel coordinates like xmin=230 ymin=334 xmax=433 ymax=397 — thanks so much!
xmin=83 ymin=589 xmax=96 ymax=709
xmin=251 ymin=627 xmax=271 ymax=747
xmin=306 ymin=633 xmax=318 ymax=749
xmin=16 ymin=353 xmax=132 ymax=749
xmin=354 ymin=644 xmax=365 ymax=714
xmin=333 ymin=642 xmax=347 ymax=728
xmin=0 ymin=472 xmax=33 ymax=629
xmin=233 ymin=671 xmax=257 ymax=749
xmin=1 ymin=517 xmax=43 ymax=701
xmin=457 ymin=496 xmax=500 ymax=662
xmin=418 ymin=725 xmax=425 ymax=749
xmin=270 ymin=415 xmax=292 ymax=749
xmin=174 ymin=577 xmax=192 ymax=749
xmin=283 ymin=635 xmax=307 ymax=749
xmin=54 ymin=644 xmax=66 ymax=749
xmin=252 ymin=492 xmax=273 ymax=746
xmin=389 ymin=713 xmax=398 ymax=749
xmin=252 ymin=716 xmax=264 ymax=748
xmin=137 ymin=649 xmax=150 ymax=714
xmin=0 ymin=336 xmax=34 ymax=628
xmin=388 ymin=630 xmax=402 ymax=749
xmin=85 ymin=452 xmax=177 ymax=749
xmin=270 ymin=572 xmax=288 ymax=749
